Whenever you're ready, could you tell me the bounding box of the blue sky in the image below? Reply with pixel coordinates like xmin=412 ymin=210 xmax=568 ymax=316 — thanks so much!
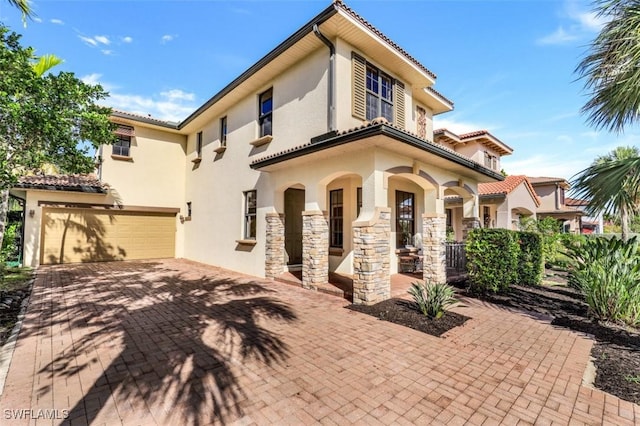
xmin=2 ymin=0 xmax=638 ymax=181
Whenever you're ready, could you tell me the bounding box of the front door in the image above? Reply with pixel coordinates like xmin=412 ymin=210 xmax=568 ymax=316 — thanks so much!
xmin=284 ymin=188 xmax=304 ymax=265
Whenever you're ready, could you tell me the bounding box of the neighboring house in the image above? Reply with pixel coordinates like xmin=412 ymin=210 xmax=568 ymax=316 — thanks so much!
xmin=528 ymin=177 xmax=582 ymax=233
xmin=566 ymin=197 xmax=603 ymax=234
xmin=445 ymin=175 xmax=540 ymax=240
xmin=10 ymin=1 xmax=505 ymax=305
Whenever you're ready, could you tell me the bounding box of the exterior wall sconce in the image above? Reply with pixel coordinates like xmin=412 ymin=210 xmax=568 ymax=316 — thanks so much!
xmin=28 ymin=209 xmax=35 ymax=218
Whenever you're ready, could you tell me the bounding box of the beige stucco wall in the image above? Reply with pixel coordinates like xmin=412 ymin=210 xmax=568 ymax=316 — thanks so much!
xmin=533 ymin=184 xmax=559 ymax=211
xmin=454 ymin=142 xmax=502 ymax=172
xmin=180 ymin=48 xmax=330 ymax=278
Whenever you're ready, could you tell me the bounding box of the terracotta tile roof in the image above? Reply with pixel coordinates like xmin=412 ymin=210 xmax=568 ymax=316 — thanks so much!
xmin=479 ymin=175 xmax=541 ymax=206
xmin=112 ymin=109 xmax=179 ymax=128
xmin=528 ymin=176 xmax=567 ymax=185
xmin=565 ymin=197 xmax=589 ymax=207
xmin=335 ymin=1 xmax=437 ymax=81
xmin=15 ymin=174 xmax=109 ymax=193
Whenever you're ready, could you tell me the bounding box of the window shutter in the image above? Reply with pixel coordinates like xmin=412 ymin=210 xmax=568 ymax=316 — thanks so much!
xmin=115 ymin=124 xmax=135 ymax=137
xmin=352 ymin=52 xmax=366 ymax=121
xmin=394 ymin=80 xmax=405 ymax=129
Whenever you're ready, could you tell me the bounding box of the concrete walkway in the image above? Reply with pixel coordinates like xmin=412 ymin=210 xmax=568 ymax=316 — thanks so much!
xmin=1 ymin=259 xmax=638 ymax=425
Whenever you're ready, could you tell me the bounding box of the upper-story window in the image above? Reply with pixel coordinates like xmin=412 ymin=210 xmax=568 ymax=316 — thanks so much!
xmin=113 ymin=124 xmax=134 ymax=157
xmin=484 ymin=151 xmax=498 ymax=170
xmin=366 ymin=64 xmax=393 ymax=122
xmin=259 ymin=88 xmax=273 ymax=137
xmin=559 ymin=187 xmax=565 ymax=206
xmin=352 ymin=52 xmax=405 ymax=127
xmin=196 ymin=131 xmax=203 ymax=158
xmin=220 ymin=116 xmax=228 ymax=147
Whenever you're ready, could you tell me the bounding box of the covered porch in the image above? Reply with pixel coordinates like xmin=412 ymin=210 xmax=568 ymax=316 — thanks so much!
xmin=252 ymin=121 xmax=500 ymax=305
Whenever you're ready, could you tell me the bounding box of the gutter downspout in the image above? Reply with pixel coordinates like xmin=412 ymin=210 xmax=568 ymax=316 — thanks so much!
xmin=313 ymin=24 xmax=335 ymax=132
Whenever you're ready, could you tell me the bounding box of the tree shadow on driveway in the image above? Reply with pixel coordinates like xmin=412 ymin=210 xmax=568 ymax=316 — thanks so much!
xmin=27 ymin=261 xmax=297 ymax=425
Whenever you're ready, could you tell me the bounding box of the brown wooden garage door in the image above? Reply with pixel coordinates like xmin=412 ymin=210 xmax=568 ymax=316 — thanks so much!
xmin=41 ymin=207 xmax=176 ymax=264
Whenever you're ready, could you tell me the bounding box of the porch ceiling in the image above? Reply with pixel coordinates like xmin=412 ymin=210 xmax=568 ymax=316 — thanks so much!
xmin=251 ymin=122 xmax=504 ymax=183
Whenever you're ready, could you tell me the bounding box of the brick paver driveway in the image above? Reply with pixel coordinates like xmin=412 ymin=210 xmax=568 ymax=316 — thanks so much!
xmin=1 ymin=260 xmax=638 ymax=425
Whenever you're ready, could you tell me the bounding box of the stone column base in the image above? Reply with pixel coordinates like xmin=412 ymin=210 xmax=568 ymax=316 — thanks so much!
xmin=422 ymin=213 xmax=446 ymax=284
xmin=462 ymin=217 xmax=481 ymax=240
xmin=302 ymin=211 xmax=328 ymax=290
xmin=352 ymin=208 xmax=391 ymax=305
xmin=265 ymin=213 xmax=285 ymax=278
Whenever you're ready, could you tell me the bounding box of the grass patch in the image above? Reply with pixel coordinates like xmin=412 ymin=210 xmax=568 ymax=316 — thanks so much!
xmin=1 ymin=267 xmax=33 ymax=291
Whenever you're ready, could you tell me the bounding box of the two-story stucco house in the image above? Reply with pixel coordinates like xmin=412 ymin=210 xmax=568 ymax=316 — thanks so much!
xmin=11 ymin=1 xmax=505 ymax=305
xmin=528 ymin=177 xmax=582 ymax=233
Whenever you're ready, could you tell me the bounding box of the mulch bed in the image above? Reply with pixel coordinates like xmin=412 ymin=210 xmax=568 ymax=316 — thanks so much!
xmin=452 ymin=269 xmax=640 ymax=405
xmin=347 ymin=298 xmax=470 ymax=337
xmin=0 ymin=288 xmax=31 ymax=347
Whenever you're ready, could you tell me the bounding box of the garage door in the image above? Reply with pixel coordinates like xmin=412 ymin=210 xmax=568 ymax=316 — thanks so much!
xmin=41 ymin=207 xmax=176 ymax=264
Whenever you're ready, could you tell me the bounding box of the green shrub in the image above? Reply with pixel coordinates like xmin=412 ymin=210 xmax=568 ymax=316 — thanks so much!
xmin=565 ymin=236 xmax=640 ymax=326
xmin=1 ymin=223 xmax=19 ymax=261
xmin=466 ymin=228 xmax=520 ymax=294
xmin=517 ymin=232 xmax=543 ymax=286
xmin=408 ymin=281 xmax=457 ymax=319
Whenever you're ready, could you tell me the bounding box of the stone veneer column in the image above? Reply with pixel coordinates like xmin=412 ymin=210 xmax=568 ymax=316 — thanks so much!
xmin=352 ymin=208 xmax=391 ymax=305
xmin=265 ymin=213 xmax=285 ymax=278
xmin=302 ymin=211 xmax=329 ymax=290
xmin=462 ymin=217 xmax=481 ymax=240
xmin=422 ymin=213 xmax=447 ymax=284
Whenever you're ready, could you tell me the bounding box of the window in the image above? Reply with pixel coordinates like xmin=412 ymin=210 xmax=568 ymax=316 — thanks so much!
xmin=113 ymin=124 xmax=134 ymax=157
xmin=187 ymin=202 xmax=192 ymax=217
xmin=396 ymin=191 xmax=415 ymax=247
xmin=366 ymin=64 xmax=393 ymax=122
xmin=483 ymin=206 xmax=491 ymax=228
xmin=484 ymin=152 xmax=498 ymax=170
xmin=220 ymin=116 xmax=227 ymax=147
xmin=352 ymin=53 xmax=405 ymax=126
xmin=559 ymin=187 xmax=565 ymax=206
xmin=259 ymin=88 xmax=273 ymax=137
xmin=244 ymin=190 xmax=257 ymax=240
xmin=356 ymin=187 xmax=362 ymax=217
xmin=196 ymin=131 xmax=203 ymax=158
xmin=330 ymin=189 xmax=343 ymax=248
xmin=113 ymin=134 xmax=131 ymax=157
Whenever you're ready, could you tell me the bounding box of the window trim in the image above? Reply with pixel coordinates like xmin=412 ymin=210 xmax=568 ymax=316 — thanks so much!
xmin=244 ymin=190 xmax=257 ymax=240
xmin=395 ymin=190 xmax=415 ymax=248
xmin=113 ymin=134 xmax=131 ymax=157
xmin=329 ymin=189 xmax=344 ymax=249
xmin=365 ymin=64 xmax=393 ymax=122
xmin=259 ymin=88 xmax=273 ymax=138
xmin=220 ymin=116 xmax=228 ymax=147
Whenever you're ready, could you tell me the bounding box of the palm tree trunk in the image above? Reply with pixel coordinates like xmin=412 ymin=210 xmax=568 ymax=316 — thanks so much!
xmin=621 ymin=204 xmax=630 ymax=241
xmin=0 ymin=189 xmax=9 ymax=253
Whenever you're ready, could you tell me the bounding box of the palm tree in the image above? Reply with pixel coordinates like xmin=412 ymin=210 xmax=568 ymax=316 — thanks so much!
xmin=571 ymin=146 xmax=640 ymax=241
xmin=7 ymin=0 xmax=33 ymax=24
xmin=575 ymin=0 xmax=640 ymax=133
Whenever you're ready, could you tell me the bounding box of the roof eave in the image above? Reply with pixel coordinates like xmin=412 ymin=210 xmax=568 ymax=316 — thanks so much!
xmin=251 ymin=123 xmax=504 ymax=181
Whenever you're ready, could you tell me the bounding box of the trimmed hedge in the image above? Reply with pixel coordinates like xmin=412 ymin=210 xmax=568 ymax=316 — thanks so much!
xmin=466 ymin=228 xmax=520 ymax=294
xmin=466 ymin=228 xmax=543 ymax=294
xmin=517 ymin=232 xmax=544 ymax=286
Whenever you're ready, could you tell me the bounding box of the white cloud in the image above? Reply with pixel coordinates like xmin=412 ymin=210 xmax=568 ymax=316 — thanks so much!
xmin=537 ymin=27 xmax=578 ymax=45
xmin=433 ymin=117 xmax=497 ymax=135
xmin=79 ymin=35 xmax=98 ymax=47
xmin=94 ymin=35 xmax=110 ymax=45
xmin=33 ymin=17 xmax=42 ymax=23
xmin=104 ymin=88 xmax=198 ymax=122
xmin=501 ymin=154 xmax=589 ymax=180
xmin=161 ymin=34 xmax=175 ymax=44
xmin=122 ymin=36 xmax=133 ymax=43
xmin=50 ymin=18 xmax=64 ymax=25
xmin=537 ymin=0 xmax=608 ymax=46
xmin=101 ymin=49 xmax=113 ymax=56
xmin=81 ymin=73 xmax=102 ymax=85
xmin=160 ymin=89 xmax=195 ymax=102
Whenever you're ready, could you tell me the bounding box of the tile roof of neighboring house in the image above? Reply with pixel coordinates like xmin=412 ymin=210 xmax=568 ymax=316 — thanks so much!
xmin=528 ymin=176 xmax=568 ymax=185
xmin=250 ymin=117 xmax=504 ymax=181
xmin=14 ymin=174 xmax=109 ymax=193
xmin=433 ymin=128 xmax=513 ymax=155
xmin=112 ymin=109 xmax=179 ymax=129
xmin=565 ymin=197 xmax=589 ymax=207
xmin=478 ymin=175 xmax=541 ymax=206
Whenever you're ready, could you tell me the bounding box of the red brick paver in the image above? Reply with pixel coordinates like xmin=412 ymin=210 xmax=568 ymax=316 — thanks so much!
xmin=1 ymin=260 xmax=637 ymax=425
